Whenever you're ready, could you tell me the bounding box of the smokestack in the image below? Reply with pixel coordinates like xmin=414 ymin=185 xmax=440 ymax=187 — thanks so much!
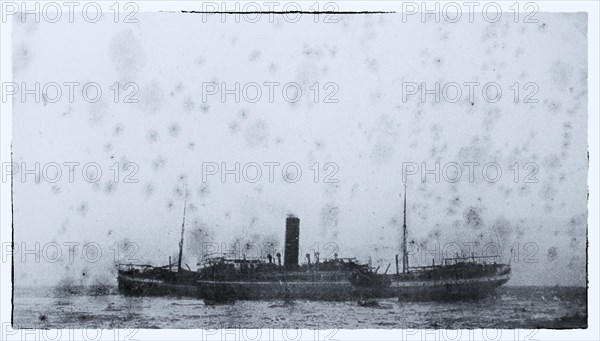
xmin=284 ymin=215 xmax=300 ymax=270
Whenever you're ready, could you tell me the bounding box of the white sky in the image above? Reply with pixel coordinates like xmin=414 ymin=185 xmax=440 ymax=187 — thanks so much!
xmin=11 ymin=12 xmax=588 ymax=286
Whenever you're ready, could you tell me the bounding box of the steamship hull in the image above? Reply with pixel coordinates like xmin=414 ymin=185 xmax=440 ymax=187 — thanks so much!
xmin=389 ymin=273 xmax=510 ymax=301
xmin=385 ymin=262 xmax=512 ymax=301
xmin=195 ymin=276 xmax=510 ymax=301
xmin=118 ymin=273 xmax=199 ymax=297
xmin=197 ymin=279 xmax=389 ymax=301
xmin=117 ymin=271 xmax=387 ymax=300
xmin=118 ymin=270 xmax=509 ymax=301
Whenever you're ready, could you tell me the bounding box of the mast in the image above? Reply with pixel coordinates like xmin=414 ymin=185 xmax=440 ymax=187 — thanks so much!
xmin=177 ymin=188 xmax=188 ymax=273
xmin=10 ymin=145 xmax=14 ymax=324
xmin=402 ymin=184 xmax=409 ymax=273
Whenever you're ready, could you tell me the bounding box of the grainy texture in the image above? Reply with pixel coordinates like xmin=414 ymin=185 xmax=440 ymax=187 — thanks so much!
xmin=11 ymin=10 xmax=588 ymax=329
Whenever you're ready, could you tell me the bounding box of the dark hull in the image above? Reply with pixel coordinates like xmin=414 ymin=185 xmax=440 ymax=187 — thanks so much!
xmin=118 ymin=274 xmax=199 ymax=297
xmin=118 ymin=271 xmax=509 ymax=301
xmin=197 ymin=280 xmax=388 ymax=301
xmin=118 ymin=273 xmax=384 ymax=301
xmin=390 ymin=273 xmax=510 ymax=301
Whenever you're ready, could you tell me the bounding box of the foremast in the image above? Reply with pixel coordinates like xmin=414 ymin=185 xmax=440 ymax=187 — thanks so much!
xmin=177 ymin=188 xmax=188 ymax=273
xmin=402 ymin=184 xmax=409 ymax=274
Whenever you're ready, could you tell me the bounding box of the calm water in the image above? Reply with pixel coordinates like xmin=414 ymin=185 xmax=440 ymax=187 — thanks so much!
xmin=12 ymin=286 xmax=587 ymax=329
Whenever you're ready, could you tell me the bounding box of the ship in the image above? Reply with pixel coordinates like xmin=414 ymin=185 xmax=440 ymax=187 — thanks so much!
xmin=118 ymin=187 xmax=510 ymax=302
xmin=118 ymin=195 xmax=389 ymax=301
xmin=118 ymin=216 xmax=390 ymax=301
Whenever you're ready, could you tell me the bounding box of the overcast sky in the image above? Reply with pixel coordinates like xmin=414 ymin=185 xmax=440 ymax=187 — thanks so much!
xmin=12 ymin=12 xmax=587 ymax=286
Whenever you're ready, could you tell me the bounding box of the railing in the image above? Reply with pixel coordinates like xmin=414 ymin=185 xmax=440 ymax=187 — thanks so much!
xmin=117 ymin=263 xmax=173 ymax=271
xmin=442 ymin=255 xmax=501 ymax=266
